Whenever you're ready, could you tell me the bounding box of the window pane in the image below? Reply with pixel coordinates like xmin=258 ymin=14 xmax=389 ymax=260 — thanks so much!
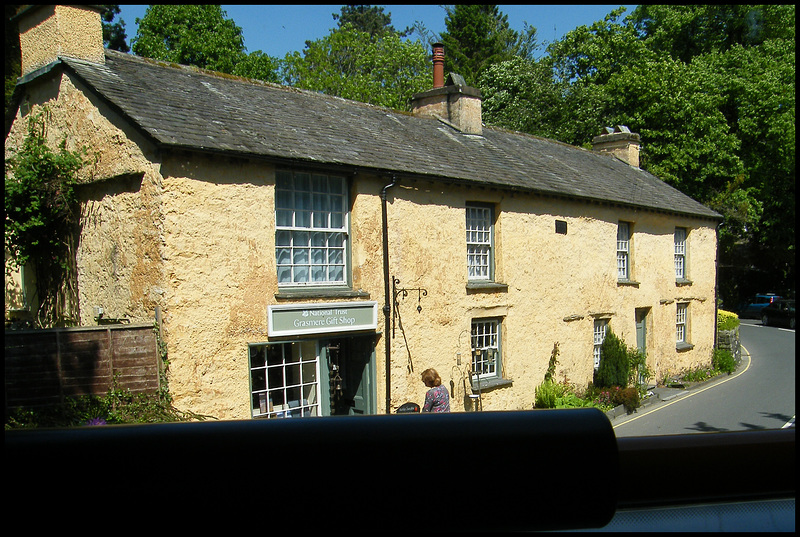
xmin=250 ymin=342 xmax=320 ymax=419
xmin=277 ymin=266 xmax=292 ymax=284
xmin=676 ymin=304 xmax=687 ymax=342
xmin=675 ymin=256 xmax=685 ymax=279
xmin=467 ymin=205 xmax=492 ymax=281
xmin=593 ymin=320 xmax=607 ymax=370
xmin=471 ymin=319 xmax=499 ymax=377
xmin=275 ymin=170 xmax=292 ymax=189
xmin=274 ymin=171 xmax=348 ymax=286
xmin=275 ymin=209 xmax=293 ymax=227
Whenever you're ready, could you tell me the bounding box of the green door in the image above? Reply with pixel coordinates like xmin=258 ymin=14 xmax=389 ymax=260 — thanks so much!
xmin=635 ymin=308 xmax=649 ymax=386
xmin=635 ymin=309 xmax=647 ymax=356
xmin=347 ymin=336 xmax=375 ymax=415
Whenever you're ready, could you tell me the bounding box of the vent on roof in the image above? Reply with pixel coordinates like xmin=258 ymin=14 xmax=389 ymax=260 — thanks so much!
xmin=592 ymin=126 xmax=640 ymax=168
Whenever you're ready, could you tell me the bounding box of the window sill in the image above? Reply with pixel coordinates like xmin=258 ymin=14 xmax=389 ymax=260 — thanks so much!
xmin=466 ymin=281 xmax=509 ymax=293
xmin=676 ymin=279 xmax=693 ymax=286
xmin=275 ymin=288 xmax=370 ymax=300
xmin=617 ymin=279 xmax=640 ymax=287
xmin=471 ymin=376 xmax=512 ymax=392
xmin=676 ymin=342 xmax=694 ymax=352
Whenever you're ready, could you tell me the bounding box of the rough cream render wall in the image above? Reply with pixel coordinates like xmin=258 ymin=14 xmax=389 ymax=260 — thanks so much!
xmin=5 ymin=70 xmax=166 ymax=326
xmin=17 ymin=5 xmax=105 ymax=76
xmin=383 ymin=181 xmax=718 ymax=412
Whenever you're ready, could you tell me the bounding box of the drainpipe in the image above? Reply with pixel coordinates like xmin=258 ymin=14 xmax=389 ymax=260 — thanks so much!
xmin=714 ymin=220 xmax=722 ymax=349
xmin=381 ymin=175 xmax=398 ymax=414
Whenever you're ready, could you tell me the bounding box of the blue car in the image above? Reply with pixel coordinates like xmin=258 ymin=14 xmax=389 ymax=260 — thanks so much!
xmin=738 ymin=294 xmax=781 ymax=319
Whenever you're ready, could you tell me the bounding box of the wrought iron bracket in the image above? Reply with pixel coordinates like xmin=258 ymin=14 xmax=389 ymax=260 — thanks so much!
xmin=392 ymin=276 xmax=427 ymax=338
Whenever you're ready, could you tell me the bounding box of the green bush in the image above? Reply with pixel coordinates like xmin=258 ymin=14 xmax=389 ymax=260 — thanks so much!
xmin=712 ymin=348 xmax=736 ymax=374
xmin=615 ymin=387 xmax=640 ymax=413
xmin=594 ymin=328 xmax=629 ymax=389
xmin=717 ymin=309 xmax=740 ymax=331
xmin=535 ymin=380 xmax=558 ymax=408
xmin=5 ymin=387 xmax=209 ymax=429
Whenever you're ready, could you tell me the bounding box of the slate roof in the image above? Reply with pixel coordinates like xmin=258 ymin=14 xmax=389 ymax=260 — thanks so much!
xmin=40 ymin=50 xmax=720 ymax=220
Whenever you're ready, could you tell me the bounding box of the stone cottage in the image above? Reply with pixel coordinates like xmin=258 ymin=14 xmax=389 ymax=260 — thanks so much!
xmin=6 ymin=5 xmax=722 ymax=419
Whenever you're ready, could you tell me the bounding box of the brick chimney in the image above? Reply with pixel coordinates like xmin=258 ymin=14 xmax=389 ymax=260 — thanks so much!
xmin=592 ymin=126 xmax=640 ymax=168
xmin=411 ymin=45 xmax=483 ymax=135
xmin=15 ymin=5 xmax=105 ymax=77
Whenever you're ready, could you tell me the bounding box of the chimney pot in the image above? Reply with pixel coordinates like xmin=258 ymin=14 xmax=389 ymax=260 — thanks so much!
xmin=432 ymin=43 xmax=445 ymax=89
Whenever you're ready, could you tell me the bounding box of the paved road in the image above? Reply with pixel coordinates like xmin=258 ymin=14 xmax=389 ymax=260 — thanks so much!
xmin=610 ymin=320 xmax=795 ymax=437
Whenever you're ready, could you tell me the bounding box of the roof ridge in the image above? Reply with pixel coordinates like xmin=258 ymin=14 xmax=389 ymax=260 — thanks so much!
xmin=103 ymin=49 xmax=407 ymax=116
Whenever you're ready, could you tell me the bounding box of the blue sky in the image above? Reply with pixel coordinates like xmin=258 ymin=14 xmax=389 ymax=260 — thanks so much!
xmin=117 ymin=5 xmax=637 ymax=59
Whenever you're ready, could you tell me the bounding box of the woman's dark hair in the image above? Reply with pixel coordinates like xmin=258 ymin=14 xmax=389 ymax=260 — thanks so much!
xmin=421 ymin=368 xmax=441 ymax=387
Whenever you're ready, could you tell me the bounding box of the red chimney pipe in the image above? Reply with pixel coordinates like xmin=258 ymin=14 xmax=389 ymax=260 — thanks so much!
xmin=432 ymin=43 xmax=445 ymax=88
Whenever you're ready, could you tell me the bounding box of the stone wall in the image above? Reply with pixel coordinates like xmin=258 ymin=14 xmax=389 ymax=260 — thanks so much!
xmin=716 ymin=327 xmax=741 ymax=363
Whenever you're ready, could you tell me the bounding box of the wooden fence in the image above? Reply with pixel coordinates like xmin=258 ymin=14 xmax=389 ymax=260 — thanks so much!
xmin=5 ymin=323 xmax=161 ymax=409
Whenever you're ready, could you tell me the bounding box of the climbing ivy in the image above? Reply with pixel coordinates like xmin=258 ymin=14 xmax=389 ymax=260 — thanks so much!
xmin=5 ymin=109 xmax=86 ymax=327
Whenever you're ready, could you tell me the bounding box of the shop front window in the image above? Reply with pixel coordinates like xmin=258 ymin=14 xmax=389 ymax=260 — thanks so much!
xmin=250 ymin=340 xmax=320 ymax=418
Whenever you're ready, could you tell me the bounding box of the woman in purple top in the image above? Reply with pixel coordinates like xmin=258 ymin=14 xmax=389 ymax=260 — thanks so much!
xmin=421 ymin=368 xmax=450 ymax=412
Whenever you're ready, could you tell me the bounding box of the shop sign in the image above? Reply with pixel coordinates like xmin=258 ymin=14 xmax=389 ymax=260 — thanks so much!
xmin=268 ymin=301 xmax=378 ymax=337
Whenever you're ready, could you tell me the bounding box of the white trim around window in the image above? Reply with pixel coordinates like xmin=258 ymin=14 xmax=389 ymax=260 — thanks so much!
xmin=593 ymin=319 xmax=608 ymax=371
xmin=676 ymin=302 xmax=691 ymax=349
xmin=674 ymin=227 xmax=687 ymax=281
xmin=617 ymin=222 xmax=631 ymax=281
xmin=471 ymin=318 xmax=500 ymax=378
xmin=275 ymin=170 xmax=348 ymax=287
xmin=466 ymin=203 xmax=494 ymax=281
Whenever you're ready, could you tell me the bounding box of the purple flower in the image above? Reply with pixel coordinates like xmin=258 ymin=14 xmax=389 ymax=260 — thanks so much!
xmin=85 ymin=418 xmax=107 ymax=426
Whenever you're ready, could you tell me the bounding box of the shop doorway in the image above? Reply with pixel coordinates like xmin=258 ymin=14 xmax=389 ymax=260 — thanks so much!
xmin=320 ymin=335 xmax=376 ymax=416
xmin=249 ymin=334 xmax=376 ymax=419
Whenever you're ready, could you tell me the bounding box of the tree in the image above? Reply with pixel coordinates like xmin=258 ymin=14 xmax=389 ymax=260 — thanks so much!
xmin=333 ymin=5 xmax=411 ymax=37
xmin=479 ymin=56 xmax=564 ymax=139
xmin=281 ymin=24 xmax=431 ymax=111
xmin=439 ymin=5 xmax=538 ymax=86
xmin=497 ymin=4 xmax=795 ymax=304
xmin=594 ymin=329 xmax=628 ymax=389
xmin=131 ymin=5 xmax=279 ymax=83
xmin=99 ymin=5 xmax=129 ymax=52
xmin=626 ymin=5 xmax=796 ymax=297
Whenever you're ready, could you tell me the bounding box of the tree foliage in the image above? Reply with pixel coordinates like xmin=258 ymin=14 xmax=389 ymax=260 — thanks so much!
xmin=281 ymin=23 xmax=431 ymax=111
xmin=333 ymin=4 xmax=411 ymax=37
xmin=594 ymin=329 xmax=629 ymax=389
xmin=5 ymin=110 xmax=85 ymax=327
xmin=439 ymin=5 xmax=538 ymax=86
xmin=99 ymin=5 xmax=129 ymax=52
xmin=131 ymin=5 xmax=279 ymax=82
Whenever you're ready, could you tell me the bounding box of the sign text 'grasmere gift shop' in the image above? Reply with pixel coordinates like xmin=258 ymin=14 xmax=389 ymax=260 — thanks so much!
xmin=268 ymin=302 xmax=378 ymax=337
